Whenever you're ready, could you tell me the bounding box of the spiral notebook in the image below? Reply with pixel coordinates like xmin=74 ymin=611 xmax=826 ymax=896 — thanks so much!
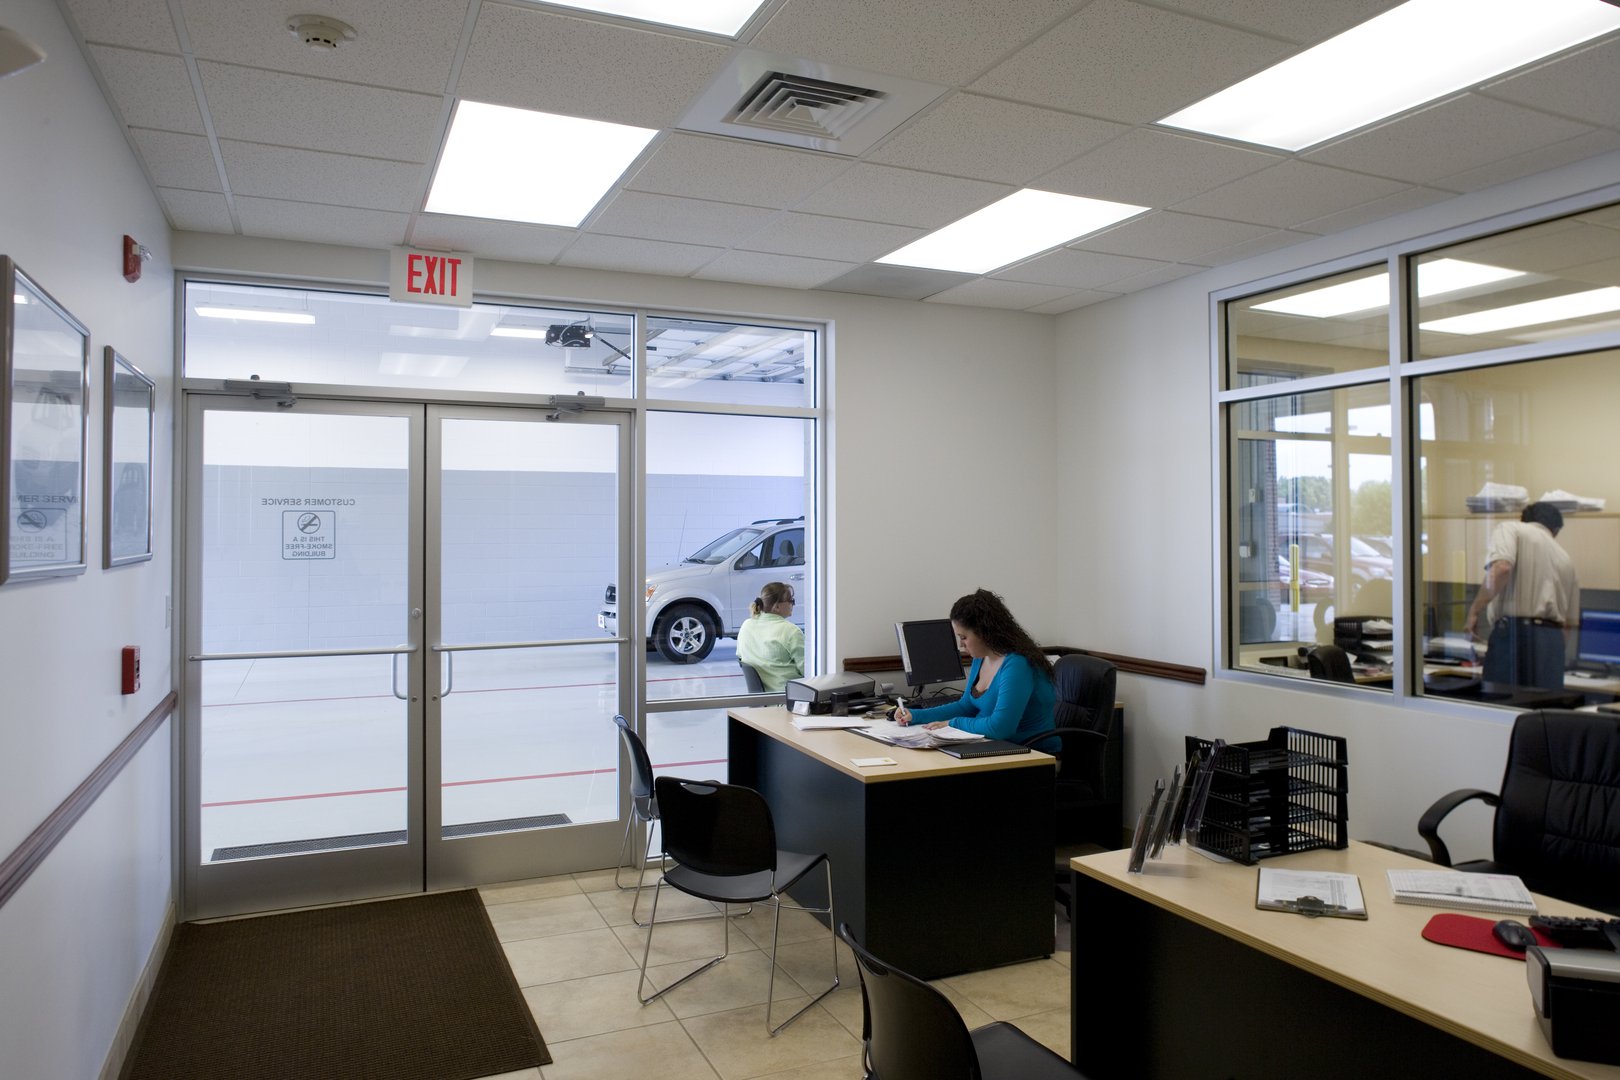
xmin=1386 ymin=869 xmax=1537 ymax=916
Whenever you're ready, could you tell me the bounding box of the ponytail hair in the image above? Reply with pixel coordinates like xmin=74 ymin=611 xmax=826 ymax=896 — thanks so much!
xmin=752 ymin=581 xmax=794 ymax=617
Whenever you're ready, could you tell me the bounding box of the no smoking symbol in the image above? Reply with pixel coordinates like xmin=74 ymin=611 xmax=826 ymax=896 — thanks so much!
xmin=297 ymin=513 xmax=322 ymax=533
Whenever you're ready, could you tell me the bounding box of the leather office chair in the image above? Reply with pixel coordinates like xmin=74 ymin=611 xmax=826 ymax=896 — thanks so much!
xmin=1020 ymin=654 xmax=1121 ymax=848
xmin=1418 ymin=709 xmax=1620 ymax=915
xmin=638 ymin=777 xmax=838 ymax=1034
xmin=838 ymin=923 xmax=1086 ymax=1080
xmin=739 ymin=660 xmax=768 ymax=693
xmin=1307 ymin=643 xmax=1355 ymax=683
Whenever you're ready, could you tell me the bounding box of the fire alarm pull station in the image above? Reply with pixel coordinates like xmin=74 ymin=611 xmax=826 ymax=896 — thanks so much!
xmin=121 ymin=646 xmax=140 ymax=694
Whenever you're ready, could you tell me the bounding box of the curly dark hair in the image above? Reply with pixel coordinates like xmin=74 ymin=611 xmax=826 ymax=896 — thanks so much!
xmin=948 ymin=588 xmax=1053 ymax=683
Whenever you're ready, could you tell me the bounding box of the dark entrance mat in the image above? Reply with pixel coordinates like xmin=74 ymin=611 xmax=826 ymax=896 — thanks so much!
xmin=122 ymin=889 xmax=550 ymax=1080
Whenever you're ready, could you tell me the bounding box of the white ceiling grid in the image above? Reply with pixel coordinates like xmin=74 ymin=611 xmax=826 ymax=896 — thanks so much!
xmin=51 ymin=0 xmax=1620 ymax=310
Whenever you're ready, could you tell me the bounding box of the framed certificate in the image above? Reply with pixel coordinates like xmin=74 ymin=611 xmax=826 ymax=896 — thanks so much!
xmin=2 ymin=257 xmax=89 ymax=584
xmin=103 ymin=347 xmax=154 ymax=567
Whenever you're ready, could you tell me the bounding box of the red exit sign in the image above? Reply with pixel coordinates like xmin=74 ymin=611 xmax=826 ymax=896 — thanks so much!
xmin=389 ymin=247 xmax=474 ymax=307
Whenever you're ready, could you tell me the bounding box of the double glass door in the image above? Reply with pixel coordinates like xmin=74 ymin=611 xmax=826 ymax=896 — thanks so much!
xmin=183 ymin=396 xmax=629 ymax=918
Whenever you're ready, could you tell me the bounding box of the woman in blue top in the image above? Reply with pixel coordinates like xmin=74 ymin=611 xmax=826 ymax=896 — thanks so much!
xmin=894 ymin=588 xmax=1056 ymax=747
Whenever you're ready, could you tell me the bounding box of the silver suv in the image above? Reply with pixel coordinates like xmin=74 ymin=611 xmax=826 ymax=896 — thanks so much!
xmin=598 ymin=517 xmax=806 ymax=663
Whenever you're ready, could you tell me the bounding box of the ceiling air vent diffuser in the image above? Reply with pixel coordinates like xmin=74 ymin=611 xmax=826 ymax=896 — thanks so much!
xmin=726 ymin=72 xmax=887 ymax=142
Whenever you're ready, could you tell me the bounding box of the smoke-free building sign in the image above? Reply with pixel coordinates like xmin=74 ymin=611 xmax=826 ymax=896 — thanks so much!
xmin=282 ymin=510 xmax=336 ymax=559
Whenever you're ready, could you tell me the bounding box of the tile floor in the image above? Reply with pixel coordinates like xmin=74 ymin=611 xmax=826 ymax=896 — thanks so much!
xmin=474 ymin=868 xmax=1073 ymax=1080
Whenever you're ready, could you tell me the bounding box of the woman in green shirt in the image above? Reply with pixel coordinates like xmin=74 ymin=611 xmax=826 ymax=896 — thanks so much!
xmin=737 ymin=581 xmax=805 ymax=691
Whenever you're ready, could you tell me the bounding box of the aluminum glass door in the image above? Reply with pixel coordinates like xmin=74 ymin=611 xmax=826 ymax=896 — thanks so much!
xmin=183 ymin=395 xmax=628 ymax=918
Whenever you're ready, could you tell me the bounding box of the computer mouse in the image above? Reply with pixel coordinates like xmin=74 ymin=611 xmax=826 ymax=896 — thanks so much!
xmin=1493 ymin=919 xmax=1536 ymax=952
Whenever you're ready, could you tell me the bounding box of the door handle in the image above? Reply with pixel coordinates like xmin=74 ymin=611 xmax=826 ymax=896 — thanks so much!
xmin=441 ymin=650 xmax=455 ymax=696
xmin=391 ymin=652 xmax=408 ymax=700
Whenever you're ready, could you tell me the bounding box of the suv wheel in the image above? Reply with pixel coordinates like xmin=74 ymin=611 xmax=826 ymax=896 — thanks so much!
xmin=654 ymin=604 xmax=717 ymax=663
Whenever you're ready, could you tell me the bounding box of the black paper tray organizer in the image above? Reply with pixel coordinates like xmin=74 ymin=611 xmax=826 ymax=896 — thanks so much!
xmin=1185 ymin=726 xmax=1348 ymax=864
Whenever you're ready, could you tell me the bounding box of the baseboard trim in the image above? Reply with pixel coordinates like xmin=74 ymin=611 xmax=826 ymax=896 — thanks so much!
xmin=100 ymin=895 xmax=175 ymax=1080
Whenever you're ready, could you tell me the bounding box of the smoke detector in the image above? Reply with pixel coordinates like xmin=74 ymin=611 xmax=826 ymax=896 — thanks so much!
xmin=286 ymin=15 xmax=356 ymax=50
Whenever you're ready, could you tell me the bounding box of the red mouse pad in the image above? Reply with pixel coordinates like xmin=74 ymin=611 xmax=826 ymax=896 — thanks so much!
xmin=1421 ymin=913 xmax=1556 ymax=958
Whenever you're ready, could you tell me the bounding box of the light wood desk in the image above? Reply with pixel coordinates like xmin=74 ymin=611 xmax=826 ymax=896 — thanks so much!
xmin=1070 ymin=842 xmax=1620 ymax=1080
xmin=727 ymin=706 xmax=1056 ymax=979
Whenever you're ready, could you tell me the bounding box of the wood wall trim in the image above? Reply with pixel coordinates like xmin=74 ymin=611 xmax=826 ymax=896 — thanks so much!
xmin=0 ymin=691 xmax=175 ymax=911
xmin=844 ymin=647 xmax=1205 ymax=686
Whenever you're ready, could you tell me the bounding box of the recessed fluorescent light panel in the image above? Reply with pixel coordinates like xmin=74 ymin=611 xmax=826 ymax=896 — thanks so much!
xmin=1160 ymin=0 xmax=1620 ymax=151
xmin=875 ymin=190 xmax=1148 ymax=275
xmin=525 ymin=0 xmax=767 ymax=35
xmin=489 ymin=326 xmax=552 ymax=339
xmin=1254 ymin=259 xmax=1524 ymax=318
xmin=1420 ymin=286 xmax=1620 ymax=335
xmin=425 ymin=101 xmax=657 ymax=228
xmin=194 ymin=306 xmax=316 ymax=324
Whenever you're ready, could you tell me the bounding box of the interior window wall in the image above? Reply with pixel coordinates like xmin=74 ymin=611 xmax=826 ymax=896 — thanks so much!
xmin=1221 ymin=198 xmax=1620 ymax=710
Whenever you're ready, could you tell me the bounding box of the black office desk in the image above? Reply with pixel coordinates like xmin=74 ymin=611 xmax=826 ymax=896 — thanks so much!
xmin=728 ymin=707 xmax=1054 ymax=980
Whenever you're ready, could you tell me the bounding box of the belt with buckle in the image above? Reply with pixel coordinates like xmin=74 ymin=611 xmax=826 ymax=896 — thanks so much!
xmin=1500 ymin=616 xmax=1564 ymax=628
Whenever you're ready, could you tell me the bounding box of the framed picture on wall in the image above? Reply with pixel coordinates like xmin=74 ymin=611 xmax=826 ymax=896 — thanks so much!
xmin=104 ymin=347 xmax=154 ymax=567
xmin=2 ymin=256 xmax=90 ymax=584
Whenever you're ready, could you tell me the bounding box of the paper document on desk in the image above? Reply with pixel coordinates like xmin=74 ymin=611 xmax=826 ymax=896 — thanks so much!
xmin=1387 ymin=869 xmax=1537 ymax=915
xmin=1256 ymin=868 xmax=1367 ymax=919
xmin=857 ymin=719 xmax=982 ymax=748
xmin=790 ymin=716 xmax=871 ymax=730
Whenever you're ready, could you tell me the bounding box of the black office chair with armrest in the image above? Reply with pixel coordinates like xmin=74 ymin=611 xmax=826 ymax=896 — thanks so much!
xmin=1417 ymin=708 xmax=1620 ymax=916
xmin=739 ymin=660 xmax=767 ymax=693
xmin=1307 ymin=643 xmax=1355 ymax=682
xmin=838 ymin=923 xmax=1086 ymax=1080
xmin=638 ymin=777 xmax=838 ymax=1034
xmin=1019 ymin=654 xmax=1121 ymax=848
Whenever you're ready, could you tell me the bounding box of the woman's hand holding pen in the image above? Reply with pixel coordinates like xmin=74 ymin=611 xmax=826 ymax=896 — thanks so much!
xmin=893 ymin=699 xmax=912 ymax=725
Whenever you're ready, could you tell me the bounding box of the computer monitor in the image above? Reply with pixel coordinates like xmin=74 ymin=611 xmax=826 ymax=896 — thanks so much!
xmin=895 ymin=619 xmax=964 ymax=689
xmin=1576 ymin=608 xmax=1620 ymax=671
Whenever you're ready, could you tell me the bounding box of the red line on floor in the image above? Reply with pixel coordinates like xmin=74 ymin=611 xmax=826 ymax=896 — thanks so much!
xmin=201 ymin=757 xmax=728 ymax=808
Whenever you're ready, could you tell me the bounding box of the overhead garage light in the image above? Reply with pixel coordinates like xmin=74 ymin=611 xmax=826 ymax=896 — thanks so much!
xmin=522 ymin=0 xmax=767 ymax=36
xmin=1420 ymin=286 xmax=1620 ymax=335
xmin=1253 ymin=259 xmax=1524 ymax=318
xmin=194 ymin=306 xmax=316 ymax=324
xmin=425 ymin=101 xmax=657 ymax=228
xmin=488 ymin=325 xmax=551 ymax=339
xmin=875 ymin=189 xmax=1148 ymax=276
xmin=1159 ymin=0 xmax=1620 ymax=151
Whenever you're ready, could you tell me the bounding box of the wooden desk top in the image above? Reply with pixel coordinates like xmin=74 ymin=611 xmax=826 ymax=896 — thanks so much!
xmin=1073 ymin=842 xmax=1620 ymax=1080
xmin=728 ymin=706 xmax=1055 ymax=784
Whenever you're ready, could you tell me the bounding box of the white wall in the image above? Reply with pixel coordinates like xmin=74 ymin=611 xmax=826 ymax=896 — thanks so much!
xmin=0 ymin=0 xmax=177 ymax=1077
xmin=1055 ymin=151 xmax=1620 ymax=859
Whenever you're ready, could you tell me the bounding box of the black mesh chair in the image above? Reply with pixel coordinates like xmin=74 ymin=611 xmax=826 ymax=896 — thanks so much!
xmin=739 ymin=660 xmax=768 ymax=693
xmin=1020 ymin=654 xmax=1121 ymax=848
xmin=611 ymin=714 xmax=661 ymax=926
xmin=1418 ymin=708 xmax=1620 ymax=915
xmin=638 ymin=777 xmax=838 ymax=1034
xmin=838 ymin=923 xmax=1085 ymax=1080
xmin=1307 ymin=644 xmax=1355 ymax=682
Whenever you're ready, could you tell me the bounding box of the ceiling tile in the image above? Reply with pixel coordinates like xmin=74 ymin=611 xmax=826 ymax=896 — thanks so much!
xmin=158 ymin=187 xmax=233 ymax=232
xmin=1073 ymin=210 xmax=1277 ymax=261
xmin=197 ymin=62 xmax=443 ymax=160
xmin=694 ymin=251 xmax=858 ymax=289
xmin=752 ymin=0 xmax=1081 ymax=85
xmin=1434 ymin=129 xmax=1620 ymax=194
xmin=625 ymin=133 xmax=852 ymax=208
xmin=218 ymin=141 xmax=425 ymax=210
xmin=1172 ymin=161 xmax=1407 ymax=228
xmin=234 ymin=196 xmax=410 ymax=247
xmin=1304 ymin=94 xmax=1592 ymax=186
xmin=588 ymin=191 xmax=781 ymax=248
xmin=458 ymin=5 xmax=731 ymax=128
xmin=739 ymin=213 xmax=925 ymax=262
xmin=818 ymin=263 xmax=975 ymax=300
xmin=1147 ymin=0 xmax=1403 ymax=46
xmin=924 ymin=278 xmax=1078 ymax=309
xmin=1295 ymin=186 xmax=1456 ymax=234
xmin=998 ymin=248 xmax=1172 ymax=290
xmin=792 ymin=164 xmax=1012 ymax=228
xmin=557 ymin=234 xmax=724 ymax=277
xmin=1197 ymin=227 xmax=1317 ymax=265
xmin=1108 ymin=262 xmax=1205 ymax=292
xmin=130 ymin=128 xmax=221 ymax=191
xmin=1482 ymin=36 xmax=1620 ymax=130
xmin=179 ymin=0 xmax=464 ymax=95
xmin=1036 ymin=129 xmax=1281 ymax=208
xmin=1028 ymin=289 xmax=1121 ymax=315
xmin=61 ymin=0 xmax=181 ymax=51
xmin=86 ymin=46 xmax=204 ymax=133
xmin=970 ymin=0 xmax=1293 ymax=125
xmin=867 ymin=94 xmax=1125 ymax=185
xmin=410 ymin=215 xmax=577 ymax=264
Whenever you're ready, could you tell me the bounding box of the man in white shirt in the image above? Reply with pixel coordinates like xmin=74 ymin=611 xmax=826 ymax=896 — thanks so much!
xmin=1463 ymin=502 xmax=1579 ymax=691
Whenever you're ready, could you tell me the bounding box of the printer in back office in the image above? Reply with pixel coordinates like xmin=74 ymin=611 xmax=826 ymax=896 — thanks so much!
xmin=785 ymin=672 xmax=883 ymax=715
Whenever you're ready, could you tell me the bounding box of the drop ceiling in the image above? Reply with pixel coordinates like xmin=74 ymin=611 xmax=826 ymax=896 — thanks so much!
xmin=53 ymin=0 xmax=1620 ymax=313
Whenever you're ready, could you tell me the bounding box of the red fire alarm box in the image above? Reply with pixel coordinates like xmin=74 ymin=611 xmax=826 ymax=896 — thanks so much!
xmin=121 ymin=646 xmax=140 ymax=694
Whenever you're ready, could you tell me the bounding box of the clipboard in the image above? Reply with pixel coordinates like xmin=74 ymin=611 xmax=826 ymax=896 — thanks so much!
xmin=1255 ymin=867 xmax=1368 ymax=920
